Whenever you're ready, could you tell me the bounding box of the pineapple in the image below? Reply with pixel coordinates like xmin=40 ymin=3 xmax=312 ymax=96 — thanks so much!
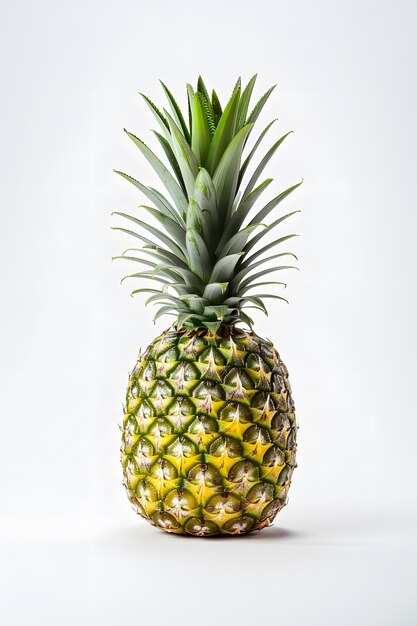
xmin=114 ymin=76 xmax=301 ymax=535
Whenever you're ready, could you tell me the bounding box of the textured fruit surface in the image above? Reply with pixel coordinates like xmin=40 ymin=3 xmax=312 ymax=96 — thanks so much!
xmin=121 ymin=325 xmax=297 ymax=536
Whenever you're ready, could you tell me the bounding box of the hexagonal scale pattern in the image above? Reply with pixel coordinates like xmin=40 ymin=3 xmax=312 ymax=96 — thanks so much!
xmin=121 ymin=326 xmax=297 ymax=536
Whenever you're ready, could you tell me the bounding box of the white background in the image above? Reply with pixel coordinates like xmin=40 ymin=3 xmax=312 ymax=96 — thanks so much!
xmin=1 ymin=0 xmax=416 ymax=624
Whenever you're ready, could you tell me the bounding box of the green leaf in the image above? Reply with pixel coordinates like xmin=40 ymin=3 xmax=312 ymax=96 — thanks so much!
xmin=176 ymin=309 xmax=208 ymax=327
xmin=152 ymin=130 xmax=187 ymax=194
xmin=203 ymin=282 xmax=229 ymax=303
xmin=147 ymin=186 xmax=186 ymax=226
xmin=197 ymin=76 xmax=210 ymax=103
xmin=237 ymin=265 xmax=298 ymax=292
xmin=241 ymin=295 xmax=268 ymax=315
xmin=145 ymin=292 xmax=184 ymax=306
xmin=191 ymin=92 xmax=212 ymax=165
xmin=113 ymin=170 xmax=185 ymax=226
xmin=243 ymin=236 xmax=299 ymax=267
xmin=241 ymin=181 xmax=275 ymax=215
xmin=238 ymin=310 xmax=254 ymax=329
xmin=112 ymin=212 xmax=186 ymax=261
xmin=248 ymin=183 xmax=302 ymax=227
xmin=236 ymin=74 xmax=257 ymax=131
xmin=187 ymin=198 xmax=216 ymax=251
xmin=187 ymin=83 xmax=195 ymax=134
xmin=210 ymin=253 xmax=244 ymax=283
xmin=117 ymin=251 xmax=188 ymax=290
xmin=186 ymin=197 xmax=203 ymax=233
xmin=134 ymin=258 xmax=202 ymax=295
xmin=246 ymin=293 xmax=289 ymax=303
xmin=113 ymin=255 xmax=157 ymax=267
xmin=130 ymin=287 xmax=162 ymax=297
xmin=187 ymin=198 xmax=215 ymax=252
xmin=119 ymin=257 xmax=178 ymax=286
xmin=211 ymin=89 xmax=223 ymax=122
xmin=114 ymin=256 xmax=181 ymax=284
xmin=138 ymin=205 xmax=186 ymax=247
xmin=206 ymin=87 xmax=241 ymax=174
xmin=121 ymin=272 xmax=172 ymax=286
xmin=243 ymin=305 xmax=267 ymax=316
xmin=196 ymin=79 xmax=216 ymax=134
xmin=243 ymin=132 xmax=294 ymax=198
xmin=244 ymin=221 xmax=300 ymax=257
xmin=203 ymin=305 xmax=229 ymax=320
xmin=233 ymin=77 xmax=242 ymax=93
xmin=216 ymin=224 xmax=265 ymax=257
xmin=232 ymin=250 xmax=299 ymax=287
xmin=223 ymin=296 xmax=242 ymax=307
xmin=160 ymin=81 xmax=190 ymax=142
xmin=123 ymin=130 xmax=188 ymax=214
xmin=247 ymin=84 xmax=276 ymax=126
xmin=212 ymin=123 xmax=253 ymax=220
xmin=193 ymin=168 xmax=219 ymax=235
xmin=168 ymin=267 xmax=206 ymax=293
xmin=239 ymin=118 xmax=277 ymax=184
xmin=187 ymin=199 xmax=215 ymax=256
xmin=139 ymin=93 xmax=169 ymax=136
xmin=153 ymin=306 xmax=179 ymax=323
xmin=199 ymin=92 xmax=216 ymax=135
xmin=238 ymin=280 xmax=287 ymax=295
xmin=186 ymin=227 xmax=212 ymax=281
xmin=204 ymin=321 xmax=222 ymax=334
xmin=179 ymin=295 xmax=206 ymax=314
xmin=164 ymin=111 xmax=199 ymax=198
xmin=112 ymin=226 xmax=161 ymax=250
xmin=113 ymin=256 xmax=178 ymax=284
xmin=140 ymin=245 xmax=189 ymax=269
xmin=218 ymin=178 xmax=273 ymax=248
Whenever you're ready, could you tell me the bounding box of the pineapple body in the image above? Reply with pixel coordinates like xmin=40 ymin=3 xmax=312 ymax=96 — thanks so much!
xmin=122 ymin=326 xmax=297 ymax=535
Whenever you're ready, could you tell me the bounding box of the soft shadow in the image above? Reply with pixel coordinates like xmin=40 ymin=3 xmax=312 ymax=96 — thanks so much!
xmin=97 ymin=523 xmax=301 ymax=550
xmin=164 ymin=524 xmax=301 ymax=541
xmin=251 ymin=526 xmax=300 ymax=540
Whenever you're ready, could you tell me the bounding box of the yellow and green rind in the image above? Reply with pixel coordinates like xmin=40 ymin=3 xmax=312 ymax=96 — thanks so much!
xmin=121 ymin=326 xmax=297 ymax=536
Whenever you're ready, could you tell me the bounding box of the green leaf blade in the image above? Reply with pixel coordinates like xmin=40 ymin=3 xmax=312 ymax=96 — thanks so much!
xmin=209 ymin=253 xmax=244 ymax=283
xmin=212 ymin=123 xmax=253 ymax=221
xmin=160 ymin=81 xmax=190 ymax=142
xmin=191 ymin=92 xmax=213 ymax=166
xmin=122 ymin=130 xmax=188 ymax=214
xmin=206 ymin=87 xmax=241 ymax=174
xmin=236 ymin=74 xmax=257 ymax=131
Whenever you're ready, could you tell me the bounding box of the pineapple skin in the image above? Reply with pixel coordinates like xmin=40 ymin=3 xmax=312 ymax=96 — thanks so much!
xmin=121 ymin=325 xmax=297 ymax=536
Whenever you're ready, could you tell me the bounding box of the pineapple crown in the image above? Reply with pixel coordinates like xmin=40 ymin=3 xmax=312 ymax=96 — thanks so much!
xmin=113 ymin=75 xmax=301 ymax=333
